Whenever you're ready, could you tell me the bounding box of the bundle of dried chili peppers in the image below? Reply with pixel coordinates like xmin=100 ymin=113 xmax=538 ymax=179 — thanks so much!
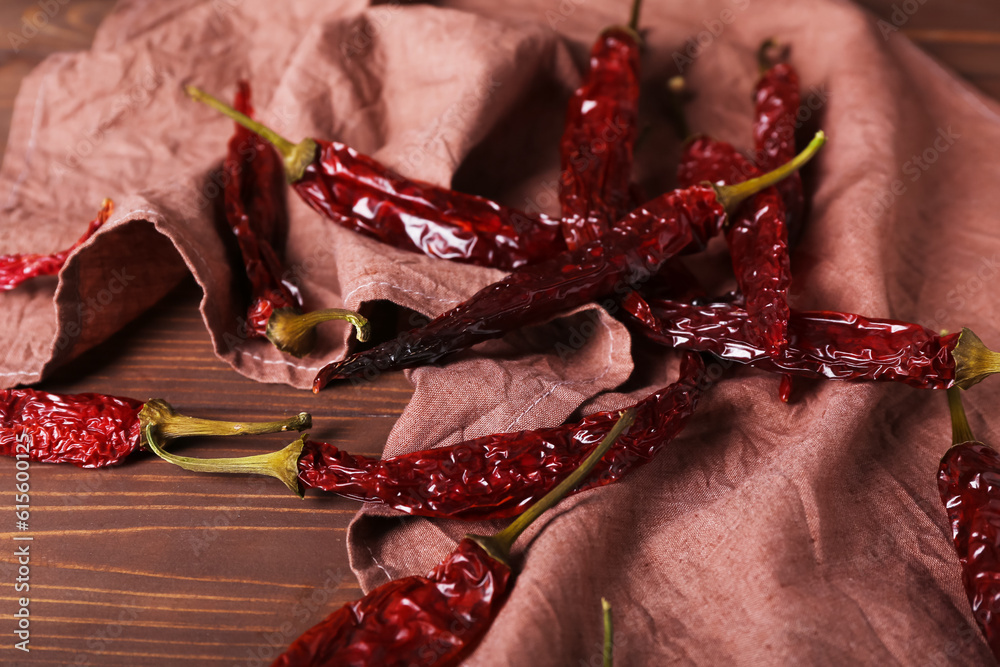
xmin=0 ymin=388 xmax=309 ymax=468
xmin=222 ymin=82 xmax=368 ymax=357
xmin=0 ymin=199 xmax=113 ymax=292
xmin=939 ymin=388 xmax=1000 ymax=660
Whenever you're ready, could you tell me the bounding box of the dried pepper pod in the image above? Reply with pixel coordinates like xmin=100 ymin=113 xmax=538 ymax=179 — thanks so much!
xmin=223 ymin=82 xmax=368 ymax=357
xmin=188 ymin=87 xmax=565 ymax=272
xmin=558 ymin=0 xmax=642 ymax=248
xmin=259 ymin=409 xmax=636 ymax=667
xmin=939 ymin=388 xmax=1000 ymax=659
xmin=312 ymin=133 xmax=825 ymax=391
xmin=139 ymin=354 xmax=700 ymax=512
xmin=623 ymin=294 xmax=1000 ymax=390
xmin=754 ymin=40 xmax=804 ymax=240
xmin=0 ymin=199 xmax=113 ymax=292
xmin=0 ymin=388 xmax=310 ymax=468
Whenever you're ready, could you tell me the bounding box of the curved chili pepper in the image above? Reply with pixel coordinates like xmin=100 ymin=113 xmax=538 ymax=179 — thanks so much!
xmin=623 ymin=294 xmax=1000 ymax=390
xmin=189 ymin=87 xmax=565 ymax=272
xmin=558 ymin=1 xmax=642 ymax=248
xmin=223 ymin=82 xmax=368 ymax=357
xmin=296 ymin=352 xmax=701 ymax=517
xmin=0 ymin=388 xmax=310 ymax=468
xmin=0 ymin=199 xmax=113 ymax=292
xmin=311 ymin=134 xmax=824 ymax=390
xmin=258 ymin=409 xmax=636 ymax=667
xmin=939 ymin=387 xmax=1000 ymax=660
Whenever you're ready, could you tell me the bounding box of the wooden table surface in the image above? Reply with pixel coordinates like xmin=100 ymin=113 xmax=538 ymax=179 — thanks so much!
xmin=1 ymin=1 xmax=999 ymax=665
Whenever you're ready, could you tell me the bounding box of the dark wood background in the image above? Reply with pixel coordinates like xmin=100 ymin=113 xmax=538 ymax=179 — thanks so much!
xmin=0 ymin=1 xmax=998 ymax=664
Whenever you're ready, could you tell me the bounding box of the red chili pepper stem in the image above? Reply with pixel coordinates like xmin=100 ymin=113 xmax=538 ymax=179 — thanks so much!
xmin=757 ymin=38 xmax=790 ymax=73
xmin=952 ymin=328 xmax=1000 ymax=389
xmin=665 ymin=76 xmax=691 ymax=140
xmin=947 ymin=387 xmax=975 ymax=446
xmin=138 ymin=399 xmax=311 ymax=440
xmin=185 ymin=85 xmax=317 ymax=183
xmin=713 ymin=130 xmax=825 ymax=215
xmin=602 ymin=598 xmax=614 ymax=667
xmin=266 ymin=307 xmax=370 ymax=358
xmin=143 ymin=423 xmax=308 ymax=497
xmin=606 ymin=0 xmax=642 ymax=40
xmin=467 ymin=408 xmax=636 ymax=565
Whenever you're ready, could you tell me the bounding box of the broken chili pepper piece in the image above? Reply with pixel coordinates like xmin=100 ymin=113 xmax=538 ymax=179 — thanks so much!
xmin=0 ymin=388 xmax=309 ymax=468
xmin=188 ymin=86 xmax=565 ymax=272
xmin=223 ymin=82 xmax=368 ymax=357
xmin=623 ymin=294 xmax=1000 ymax=390
xmin=0 ymin=199 xmax=113 ymax=292
xmin=311 ymin=133 xmax=825 ymax=391
xmin=260 ymin=409 xmax=635 ymax=667
xmin=558 ymin=0 xmax=642 ymax=248
xmin=939 ymin=387 xmax=1000 ymax=660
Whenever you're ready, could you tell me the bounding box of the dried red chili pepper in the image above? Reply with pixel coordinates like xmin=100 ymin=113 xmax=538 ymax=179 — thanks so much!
xmin=623 ymin=294 xmax=1000 ymax=390
xmin=311 ymin=134 xmax=825 ymax=390
xmin=754 ymin=41 xmax=804 ymax=240
xmin=140 ymin=351 xmax=699 ymax=515
xmin=558 ymin=1 xmax=642 ymax=248
xmin=938 ymin=387 xmax=1000 ymax=660
xmin=222 ymin=82 xmax=368 ymax=356
xmin=258 ymin=409 xmax=636 ymax=667
xmin=188 ymin=86 xmax=565 ymax=272
xmin=0 ymin=388 xmax=309 ymax=468
xmin=0 ymin=199 xmax=113 ymax=292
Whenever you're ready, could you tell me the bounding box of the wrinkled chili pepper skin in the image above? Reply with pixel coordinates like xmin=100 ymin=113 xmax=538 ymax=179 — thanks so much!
xmin=272 ymin=538 xmax=510 ymax=667
xmin=0 ymin=389 xmax=143 ymax=467
xmin=753 ymin=63 xmax=803 ymax=239
xmin=938 ymin=441 xmax=1000 ymax=660
xmin=559 ymin=27 xmax=640 ymax=249
xmin=302 ymin=354 xmax=702 ymax=518
xmin=624 ymin=296 xmax=959 ymax=389
xmin=678 ymin=136 xmax=792 ymax=356
xmin=224 ymin=82 xmax=300 ymax=338
xmin=293 ymin=141 xmax=565 ymax=271
xmin=0 ymin=200 xmax=113 ymax=292
xmin=314 ymin=187 xmax=726 ymax=389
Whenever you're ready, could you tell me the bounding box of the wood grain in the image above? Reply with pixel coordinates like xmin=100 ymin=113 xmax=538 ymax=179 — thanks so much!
xmin=0 ymin=0 xmax=999 ymax=664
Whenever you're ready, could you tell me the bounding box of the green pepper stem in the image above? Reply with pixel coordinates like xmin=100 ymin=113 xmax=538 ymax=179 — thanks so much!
xmin=143 ymin=424 xmax=306 ymax=497
xmin=628 ymin=0 xmax=643 ymax=32
xmin=665 ymin=76 xmax=690 ymax=141
xmin=713 ymin=131 xmax=825 ymax=214
xmin=951 ymin=328 xmax=1000 ymax=389
xmin=468 ymin=408 xmax=636 ymax=564
xmin=138 ymin=399 xmax=310 ymax=440
xmin=267 ymin=307 xmax=371 ymax=358
xmin=184 ymin=85 xmax=318 ymax=182
xmin=947 ymin=388 xmax=975 ymax=446
xmin=756 ymin=38 xmax=788 ymax=72
xmin=602 ymin=597 xmax=614 ymax=667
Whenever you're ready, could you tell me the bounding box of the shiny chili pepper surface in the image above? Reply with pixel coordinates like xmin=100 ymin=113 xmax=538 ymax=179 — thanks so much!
xmin=0 ymin=389 xmax=143 ymax=467
xmin=293 ymin=142 xmax=566 ymax=271
xmin=223 ymin=83 xmax=301 ymax=338
xmin=938 ymin=441 xmax=1000 ymax=660
xmin=677 ymin=136 xmax=751 ymax=188
xmin=624 ymin=296 xmax=959 ymax=389
xmin=753 ymin=62 xmax=803 ymax=237
xmin=0 ymin=199 xmax=113 ymax=292
xmin=559 ymin=27 xmax=640 ymax=248
xmin=301 ymin=353 xmax=702 ymax=519
xmin=313 ymin=187 xmax=726 ymax=389
xmin=272 ymin=538 xmax=509 ymax=667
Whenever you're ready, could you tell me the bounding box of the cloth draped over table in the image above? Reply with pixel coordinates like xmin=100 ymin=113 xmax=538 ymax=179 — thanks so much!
xmin=1 ymin=0 xmax=999 ymax=663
